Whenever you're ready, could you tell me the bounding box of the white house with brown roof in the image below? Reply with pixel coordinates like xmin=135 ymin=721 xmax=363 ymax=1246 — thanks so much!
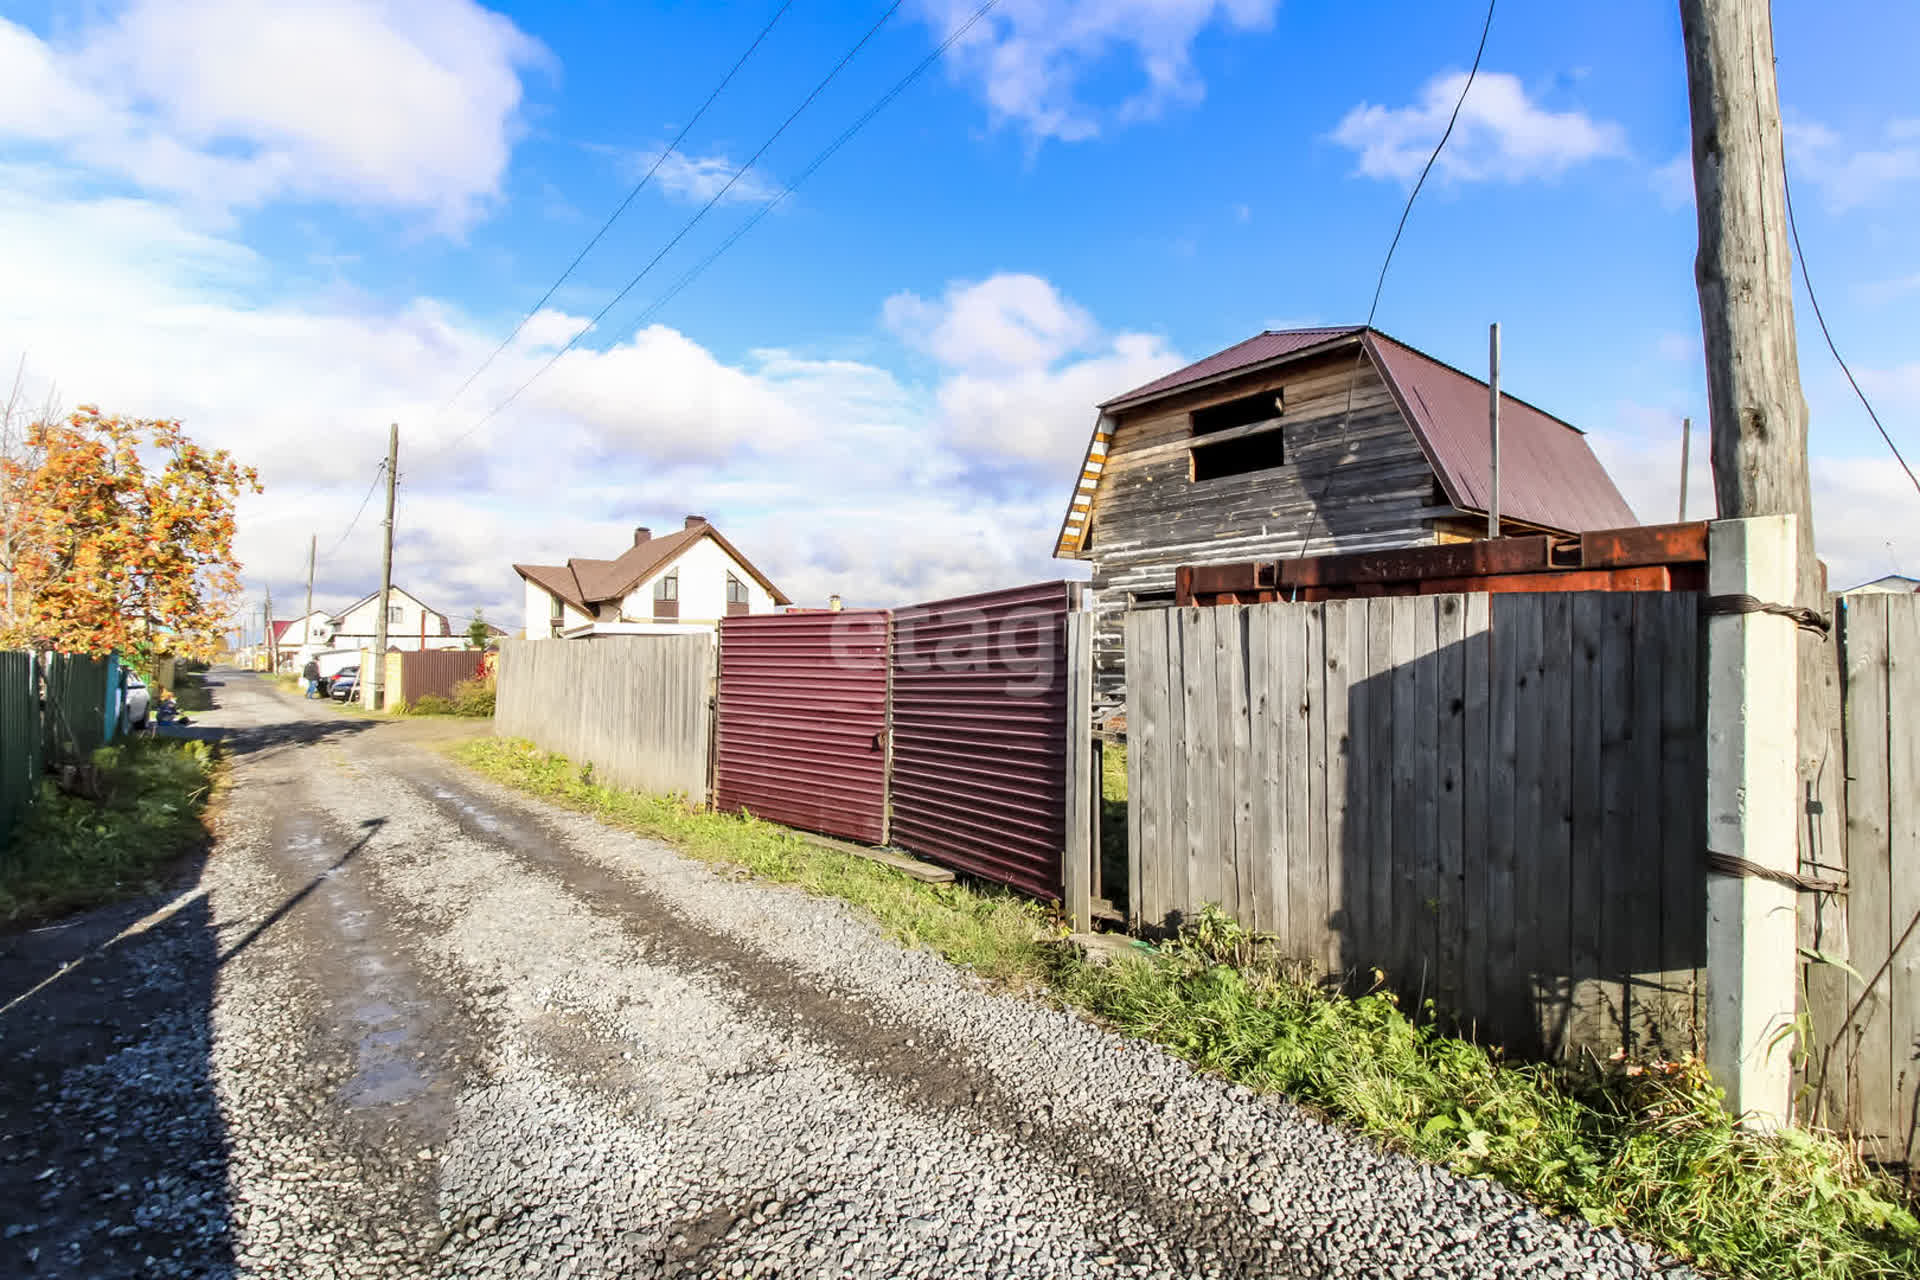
xmin=513 ymin=515 xmax=791 ymax=639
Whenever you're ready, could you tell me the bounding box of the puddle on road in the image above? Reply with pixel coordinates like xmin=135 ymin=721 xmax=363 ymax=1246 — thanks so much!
xmin=271 ymin=811 xmax=444 ymax=1114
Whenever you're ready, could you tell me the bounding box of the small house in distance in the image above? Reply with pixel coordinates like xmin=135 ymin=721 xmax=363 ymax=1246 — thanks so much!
xmin=514 ymin=515 xmax=791 ymax=639
xmin=1054 ymin=325 xmax=1637 ymax=713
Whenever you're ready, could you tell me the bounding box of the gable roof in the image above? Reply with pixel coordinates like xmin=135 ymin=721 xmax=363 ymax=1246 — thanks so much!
xmin=513 ymin=519 xmax=792 ymax=609
xmin=1843 ymin=574 xmax=1920 ymax=594
xmin=329 ymin=585 xmax=448 ymax=631
xmin=1057 ymin=325 xmax=1635 ymax=558
xmin=270 ymin=619 xmax=294 ymax=643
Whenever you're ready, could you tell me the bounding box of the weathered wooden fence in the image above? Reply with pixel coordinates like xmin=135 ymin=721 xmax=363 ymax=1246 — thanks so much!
xmin=1809 ymin=593 xmax=1920 ymax=1165
xmin=1125 ymin=593 xmax=1705 ymax=1060
xmin=494 ymin=636 xmax=713 ymax=798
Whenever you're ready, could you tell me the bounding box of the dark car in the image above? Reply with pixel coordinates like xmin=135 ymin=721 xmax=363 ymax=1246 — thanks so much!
xmin=328 ymin=665 xmax=359 ymax=701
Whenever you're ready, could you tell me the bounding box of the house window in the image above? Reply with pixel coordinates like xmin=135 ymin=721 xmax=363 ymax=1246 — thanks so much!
xmin=1188 ymin=388 xmax=1287 ymax=482
xmin=726 ymin=573 xmax=749 ymax=617
xmin=549 ymin=594 xmax=563 ymax=636
xmin=653 ymin=570 xmax=679 ymax=622
xmin=388 ymin=604 xmax=403 ymax=625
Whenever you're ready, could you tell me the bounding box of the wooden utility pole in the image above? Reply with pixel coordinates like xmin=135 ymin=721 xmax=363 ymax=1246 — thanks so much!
xmin=365 ymin=425 xmax=398 ymax=709
xmin=264 ymin=586 xmax=276 ymax=671
xmin=1487 ymin=322 xmax=1501 ymax=538
xmin=1681 ymin=0 xmax=1845 ymax=1126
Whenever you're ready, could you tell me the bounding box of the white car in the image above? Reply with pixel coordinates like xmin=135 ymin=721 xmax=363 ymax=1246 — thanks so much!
xmin=120 ymin=671 xmax=151 ymax=733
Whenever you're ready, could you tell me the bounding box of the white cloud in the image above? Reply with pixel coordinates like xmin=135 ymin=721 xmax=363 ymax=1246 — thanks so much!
xmin=0 ymin=2 xmax=546 ymax=231
xmin=0 ymin=185 xmax=1131 ymax=628
xmin=1651 ymin=150 xmax=1693 ymax=209
xmin=620 ymin=146 xmax=782 ymax=206
xmin=1787 ymin=117 xmax=1920 ymax=213
xmin=1331 ymin=71 xmax=1626 ymax=184
xmin=884 ymin=274 xmax=1180 ymax=468
xmin=921 ymin=0 xmax=1279 ymax=142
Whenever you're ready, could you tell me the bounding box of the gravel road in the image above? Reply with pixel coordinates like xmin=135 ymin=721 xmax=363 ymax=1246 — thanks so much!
xmin=0 ymin=671 xmax=1683 ymax=1279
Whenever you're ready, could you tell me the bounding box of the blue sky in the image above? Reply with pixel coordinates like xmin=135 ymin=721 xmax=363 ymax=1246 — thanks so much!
xmin=1 ymin=0 xmax=1916 ymax=630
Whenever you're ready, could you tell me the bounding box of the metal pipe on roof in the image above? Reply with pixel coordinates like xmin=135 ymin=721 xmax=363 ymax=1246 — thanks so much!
xmin=1488 ymin=323 xmax=1502 ymax=539
xmin=1678 ymin=416 xmax=1692 ymax=522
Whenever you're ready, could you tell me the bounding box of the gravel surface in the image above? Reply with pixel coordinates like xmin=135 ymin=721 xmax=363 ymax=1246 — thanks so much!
xmin=0 ymin=671 xmax=1689 ymax=1278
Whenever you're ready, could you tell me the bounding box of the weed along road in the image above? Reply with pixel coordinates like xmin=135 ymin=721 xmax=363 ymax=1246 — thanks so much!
xmin=0 ymin=672 xmax=1679 ymax=1280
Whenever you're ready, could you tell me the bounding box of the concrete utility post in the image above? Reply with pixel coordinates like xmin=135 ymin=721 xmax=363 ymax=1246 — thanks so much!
xmin=1680 ymin=0 xmax=1842 ymax=1126
xmin=365 ymin=425 xmax=398 ymax=710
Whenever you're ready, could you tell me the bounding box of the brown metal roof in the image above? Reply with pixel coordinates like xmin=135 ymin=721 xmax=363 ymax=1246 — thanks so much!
xmin=1365 ymin=332 xmax=1636 ymax=533
xmin=1101 ymin=326 xmax=1361 ymax=409
xmin=515 ymin=520 xmax=793 ymax=609
xmin=1058 ymin=324 xmax=1635 ymax=558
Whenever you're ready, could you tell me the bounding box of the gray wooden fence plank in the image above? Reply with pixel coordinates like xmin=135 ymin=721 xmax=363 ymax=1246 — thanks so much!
xmin=1882 ymin=597 xmax=1918 ymax=1157
xmin=1065 ymin=614 xmax=1095 ymax=931
xmin=1535 ymin=592 xmax=1576 ymax=1058
xmin=1126 ymin=612 xmax=1160 ymax=927
xmin=1283 ymin=600 xmax=1315 ymax=959
xmin=1657 ymin=594 xmax=1704 ymax=1057
xmin=1506 ymin=593 xmax=1547 ymax=1051
xmin=1247 ymin=607 xmax=1277 ymax=935
xmin=1369 ymin=599 xmax=1401 ymax=980
xmin=1322 ymin=601 xmax=1354 ymax=976
xmin=1171 ymin=609 xmax=1198 ymax=926
xmin=1408 ymin=597 xmax=1441 ymax=1009
xmin=1627 ymin=594 xmax=1668 ymax=1055
xmin=1567 ymin=594 xmax=1608 ymax=1054
xmin=1433 ymin=595 xmax=1468 ymax=1023
xmin=1461 ymin=593 xmax=1493 ymax=1034
xmin=1305 ymin=602 xmax=1333 ymax=975
xmin=1344 ymin=603 xmax=1374 ymax=969
xmin=1843 ymin=594 xmax=1893 ymax=1144
xmin=1226 ymin=607 xmax=1255 ymax=923
xmin=1595 ymin=593 xmax=1638 ymax=1056
xmin=1187 ymin=607 xmax=1222 ymax=914
xmin=1487 ymin=595 xmax=1522 ymax=1046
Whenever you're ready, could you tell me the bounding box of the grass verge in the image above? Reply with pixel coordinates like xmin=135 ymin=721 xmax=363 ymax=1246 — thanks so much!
xmin=452 ymin=735 xmax=1918 ymax=1279
xmin=0 ymin=737 xmax=219 ymax=927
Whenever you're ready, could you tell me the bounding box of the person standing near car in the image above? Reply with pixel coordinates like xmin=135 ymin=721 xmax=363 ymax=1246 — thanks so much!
xmin=302 ymin=656 xmax=321 ymax=699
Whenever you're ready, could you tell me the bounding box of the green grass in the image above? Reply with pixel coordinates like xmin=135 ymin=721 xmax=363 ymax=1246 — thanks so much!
xmin=451 ymin=735 xmax=1919 ymax=1279
xmin=0 ymin=737 xmax=219 ymax=926
xmin=450 ymin=737 xmax=1051 ymax=982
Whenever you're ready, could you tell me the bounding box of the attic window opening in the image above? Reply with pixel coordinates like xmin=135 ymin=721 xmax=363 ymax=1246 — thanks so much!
xmin=1190 ymin=388 xmax=1283 ymax=436
xmin=1191 ymin=432 xmax=1285 ymax=482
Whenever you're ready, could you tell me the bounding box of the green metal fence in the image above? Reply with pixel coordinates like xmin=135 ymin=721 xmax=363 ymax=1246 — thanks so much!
xmin=0 ymin=650 xmax=42 ymax=852
xmin=43 ymin=651 xmax=111 ymax=764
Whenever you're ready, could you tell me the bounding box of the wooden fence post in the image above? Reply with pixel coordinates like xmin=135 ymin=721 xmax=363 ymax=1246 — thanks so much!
xmin=1705 ymin=514 xmax=1801 ymax=1125
xmin=1064 ymin=612 xmax=1095 ymax=931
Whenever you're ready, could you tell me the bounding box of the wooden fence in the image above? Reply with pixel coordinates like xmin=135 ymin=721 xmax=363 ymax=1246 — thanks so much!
xmin=494 ymin=636 xmax=713 ymax=798
xmin=1809 ymin=593 xmax=1920 ymax=1164
xmin=1125 ymin=593 xmax=1704 ymax=1060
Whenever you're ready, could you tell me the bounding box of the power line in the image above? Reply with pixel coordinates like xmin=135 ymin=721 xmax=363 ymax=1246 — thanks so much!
xmin=1294 ymin=0 xmax=1495 ymax=561
xmin=629 ymin=0 xmax=1006 ymax=330
xmin=426 ymin=0 xmax=909 ymax=463
xmin=319 ymin=461 xmax=385 ymax=563
xmin=1780 ymin=150 xmax=1920 ymax=497
xmin=435 ymin=0 xmax=798 ymax=417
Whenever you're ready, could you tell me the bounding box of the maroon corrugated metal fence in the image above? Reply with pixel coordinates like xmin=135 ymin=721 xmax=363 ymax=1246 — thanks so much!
xmin=714 ymin=611 xmax=891 ymax=844
xmin=890 ymin=581 xmax=1077 ymax=899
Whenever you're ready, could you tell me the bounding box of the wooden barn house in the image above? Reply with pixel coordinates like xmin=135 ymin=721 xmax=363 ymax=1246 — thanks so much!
xmin=1053 ymin=325 xmax=1637 ymax=713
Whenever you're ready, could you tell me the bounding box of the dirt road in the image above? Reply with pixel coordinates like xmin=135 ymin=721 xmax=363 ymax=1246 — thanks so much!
xmin=0 ymin=672 xmax=1675 ymax=1279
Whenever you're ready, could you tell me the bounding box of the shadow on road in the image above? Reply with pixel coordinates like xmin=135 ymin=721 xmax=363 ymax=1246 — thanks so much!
xmin=217 ymin=817 xmax=386 ymax=969
xmin=0 ymin=840 xmax=234 ymax=1276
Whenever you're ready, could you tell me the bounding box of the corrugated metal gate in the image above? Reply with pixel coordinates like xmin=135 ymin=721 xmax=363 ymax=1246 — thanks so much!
xmin=890 ymin=581 xmax=1077 ymax=899
xmin=714 ymin=610 xmax=891 ymax=844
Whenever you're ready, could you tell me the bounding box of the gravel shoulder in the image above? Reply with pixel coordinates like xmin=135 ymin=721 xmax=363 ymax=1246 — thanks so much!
xmin=0 ymin=672 xmax=1684 ymax=1278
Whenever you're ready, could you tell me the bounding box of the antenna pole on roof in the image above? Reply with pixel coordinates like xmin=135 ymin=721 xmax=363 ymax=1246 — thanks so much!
xmin=1487 ymin=322 xmax=1501 ymax=539
xmin=1678 ymin=417 xmax=1692 ymax=522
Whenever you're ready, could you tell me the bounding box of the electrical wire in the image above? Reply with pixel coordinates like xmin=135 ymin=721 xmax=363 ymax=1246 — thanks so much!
xmin=435 ymin=0 xmax=798 ymax=418
xmin=318 ymin=461 xmax=385 ymax=563
xmin=425 ymin=0 xmax=908 ymax=462
xmin=1781 ymin=153 xmax=1920 ymax=497
xmin=628 ymin=0 xmax=1005 ymax=331
xmin=1292 ymin=0 xmax=1495 ymax=561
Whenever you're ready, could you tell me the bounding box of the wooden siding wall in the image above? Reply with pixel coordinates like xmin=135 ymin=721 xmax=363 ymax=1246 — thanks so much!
xmin=1087 ymin=348 xmax=1444 ymax=714
xmin=1810 ymin=593 xmax=1920 ymax=1164
xmin=1124 ymin=595 xmax=1704 ymax=1060
xmin=494 ymin=636 xmax=714 ymax=799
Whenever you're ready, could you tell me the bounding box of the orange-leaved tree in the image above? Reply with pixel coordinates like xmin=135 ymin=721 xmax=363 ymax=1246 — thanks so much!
xmin=0 ymin=407 xmax=260 ymax=676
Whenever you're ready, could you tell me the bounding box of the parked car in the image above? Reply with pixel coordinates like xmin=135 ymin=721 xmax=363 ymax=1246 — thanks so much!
xmin=329 ymin=666 xmax=359 ymax=701
xmin=120 ymin=672 xmax=150 ymax=733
